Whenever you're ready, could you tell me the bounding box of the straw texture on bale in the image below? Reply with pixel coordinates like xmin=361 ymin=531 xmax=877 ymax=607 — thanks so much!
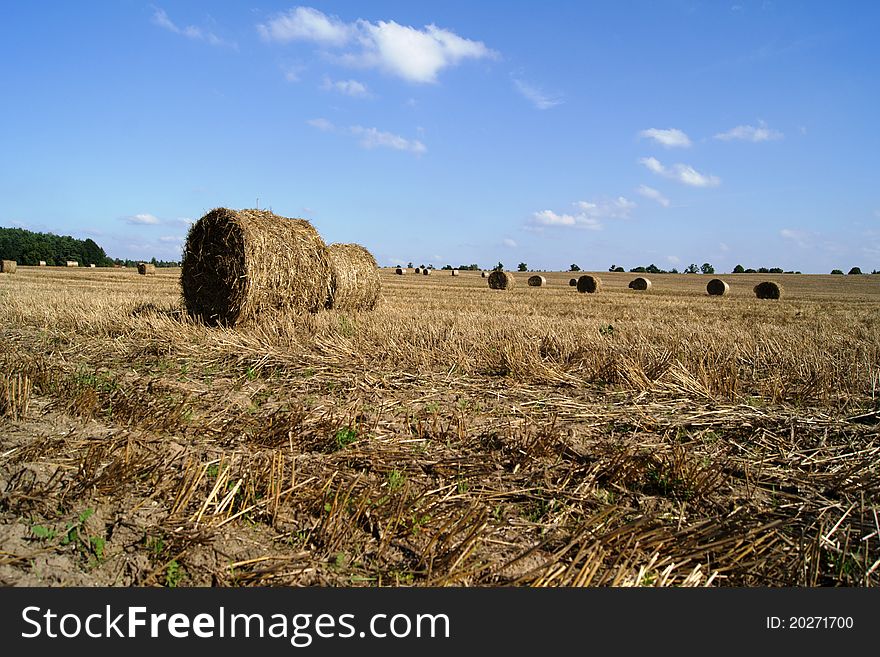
xmin=395 ymin=267 xmax=406 ymax=275
xmin=451 ymin=270 xmax=458 ymax=276
xmin=576 ymin=274 xmax=602 ymax=294
xmin=326 ymin=243 xmax=380 ymax=311
xmin=628 ymin=277 xmax=652 ymax=291
xmin=1 ymin=260 xmax=16 ymax=274
xmin=422 ymin=268 xmax=432 ymax=276
xmin=66 ymin=261 xmax=78 ymax=267
xmin=569 ymin=278 xmax=577 ymax=286
xmin=38 ymin=261 xmax=46 ymax=266
xmin=481 ymin=271 xmax=487 ymax=278
xmin=488 ymin=271 xmax=516 ymax=290
xmin=137 ymin=263 xmax=156 ymax=276
xmin=181 ymin=207 xmax=332 ymax=326
xmin=527 ymin=275 xmax=547 ymax=287
xmin=414 ymin=267 xmax=422 ymax=275
xmin=754 ymin=281 xmax=783 ymax=299
xmin=706 ymin=279 xmax=730 ymax=296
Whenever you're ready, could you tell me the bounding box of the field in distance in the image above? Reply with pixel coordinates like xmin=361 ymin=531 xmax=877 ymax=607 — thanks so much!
xmin=1 ymin=265 xmax=878 ymax=586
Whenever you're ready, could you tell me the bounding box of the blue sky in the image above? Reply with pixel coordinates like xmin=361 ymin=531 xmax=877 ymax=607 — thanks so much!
xmin=1 ymin=1 xmax=878 ymax=272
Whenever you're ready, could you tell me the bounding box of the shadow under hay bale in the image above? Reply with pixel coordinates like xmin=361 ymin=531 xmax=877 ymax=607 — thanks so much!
xmin=569 ymin=278 xmax=578 ymax=286
xmin=488 ymin=271 xmax=516 ymax=290
xmin=0 ymin=260 xmax=16 ymax=274
xmin=754 ymin=281 xmax=783 ymax=299
xmin=181 ymin=207 xmax=332 ymax=326
xmin=576 ymin=274 xmax=602 ymax=294
xmin=527 ymin=275 xmax=547 ymax=287
xmin=628 ymin=277 xmax=652 ymax=291
xmin=326 ymin=243 xmax=380 ymax=311
xmin=137 ymin=263 xmax=156 ymax=276
xmin=706 ymin=278 xmax=730 ymax=296
xmin=395 ymin=267 xmax=406 ymax=275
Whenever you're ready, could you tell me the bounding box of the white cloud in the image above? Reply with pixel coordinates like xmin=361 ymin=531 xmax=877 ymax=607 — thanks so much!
xmin=780 ymin=228 xmax=811 ymax=248
xmin=257 ymin=6 xmax=353 ymax=45
xmin=349 ymin=125 xmax=426 ymax=154
xmin=639 ymin=157 xmax=720 ymax=187
xmin=321 ymin=77 xmax=369 ymax=97
xmin=258 ymin=7 xmax=497 ymax=84
xmin=719 ymin=242 xmax=730 ymax=252
xmin=159 ymin=235 xmax=183 ymax=243
xmin=714 ymin=120 xmax=783 ymax=142
xmin=124 ymin=213 xmax=161 ymax=225
xmin=639 ymin=128 xmax=692 ymax=148
xmin=532 ymin=210 xmax=577 ymax=227
xmin=636 ymin=184 xmax=670 ymax=207
xmin=512 ymin=77 xmax=562 ymax=110
xmin=282 ymin=63 xmax=305 ymax=82
xmin=667 ymin=255 xmax=681 ymax=265
xmin=502 ymin=238 xmax=517 ymax=248
xmin=152 ymin=8 xmax=235 ymax=48
xmin=530 ymin=197 xmax=633 ymax=231
xmin=576 ymin=197 xmax=636 ymax=219
xmin=307 ymin=117 xmax=335 ymax=131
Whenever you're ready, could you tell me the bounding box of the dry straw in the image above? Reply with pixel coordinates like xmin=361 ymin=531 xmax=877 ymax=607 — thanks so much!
xmin=395 ymin=267 xmax=406 ymax=275
xmin=181 ymin=207 xmax=332 ymax=326
xmin=414 ymin=267 xmax=422 ymax=275
xmin=481 ymin=271 xmax=487 ymax=278
xmin=137 ymin=263 xmax=157 ymax=276
xmin=66 ymin=261 xmax=78 ymax=267
xmin=451 ymin=270 xmax=458 ymax=276
xmin=628 ymin=277 xmax=652 ymax=291
xmin=569 ymin=278 xmax=577 ymax=286
xmin=576 ymin=274 xmax=602 ymax=294
xmin=422 ymin=268 xmax=432 ymax=276
xmin=0 ymin=260 xmax=16 ymax=274
xmin=754 ymin=281 xmax=783 ymax=299
xmin=706 ymin=279 xmax=730 ymax=296
xmin=326 ymin=243 xmax=380 ymax=311
xmin=38 ymin=260 xmax=46 ymax=266
xmin=488 ymin=271 xmax=516 ymax=290
xmin=527 ymin=275 xmax=547 ymax=287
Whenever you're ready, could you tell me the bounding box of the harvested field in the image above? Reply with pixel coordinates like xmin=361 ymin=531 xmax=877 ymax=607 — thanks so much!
xmin=1 ymin=267 xmax=879 ymax=587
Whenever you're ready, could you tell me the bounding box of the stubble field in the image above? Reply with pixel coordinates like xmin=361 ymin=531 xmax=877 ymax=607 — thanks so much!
xmin=1 ymin=266 xmax=878 ymax=586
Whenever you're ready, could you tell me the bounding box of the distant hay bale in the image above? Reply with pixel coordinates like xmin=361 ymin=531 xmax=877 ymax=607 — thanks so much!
xmin=414 ymin=267 xmax=422 ymax=275
xmin=706 ymin=279 xmax=730 ymax=296
xmin=754 ymin=281 xmax=783 ymax=299
xmin=481 ymin=271 xmax=487 ymax=278
xmin=66 ymin=260 xmax=78 ymax=267
xmin=527 ymin=275 xmax=547 ymax=287
xmin=576 ymin=274 xmax=602 ymax=294
xmin=89 ymin=264 xmax=96 ymax=268
xmin=569 ymin=278 xmax=577 ymax=286
xmin=180 ymin=207 xmax=332 ymax=326
xmin=451 ymin=270 xmax=458 ymax=276
xmin=422 ymin=268 xmax=432 ymax=276
xmin=137 ymin=263 xmax=156 ymax=276
xmin=628 ymin=277 xmax=652 ymax=291
xmin=395 ymin=267 xmax=406 ymax=275
xmin=1 ymin=260 xmax=16 ymax=274
xmin=38 ymin=260 xmax=46 ymax=267
xmin=488 ymin=270 xmax=516 ymax=290
xmin=326 ymin=243 xmax=380 ymax=311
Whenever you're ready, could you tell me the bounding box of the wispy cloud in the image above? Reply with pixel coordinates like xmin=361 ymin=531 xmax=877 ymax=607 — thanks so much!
xmin=321 ymin=76 xmax=369 ymax=97
xmin=258 ymin=6 xmax=497 ymax=84
xmin=307 ymin=118 xmax=426 ymax=155
xmin=636 ymin=184 xmax=670 ymax=207
xmin=529 ymin=197 xmax=635 ymax=231
xmin=502 ymin=238 xmax=517 ymax=248
xmin=123 ymin=213 xmax=161 ymax=225
xmin=512 ymin=77 xmax=563 ymax=110
xmin=639 ymin=157 xmax=720 ymax=187
xmin=151 ymin=8 xmax=236 ymax=49
xmin=714 ymin=120 xmax=783 ymax=142
xmin=639 ymin=128 xmax=692 ymax=148
xmin=779 ymin=228 xmax=812 ymax=248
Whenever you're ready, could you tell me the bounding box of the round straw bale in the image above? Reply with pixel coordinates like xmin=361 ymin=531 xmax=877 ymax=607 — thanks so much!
xmin=137 ymin=263 xmax=156 ymax=276
xmin=628 ymin=277 xmax=652 ymax=291
xmin=488 ymin=270 xmax=516 ymax=290
xmin=414 ymin=267 xmax=422 ymax=274
xmin=0 ymin=260 xmax=16 ymax=274
xmin=527 ymin=275 xmax=547 ymax=287
xmin=422 ymin=267 xmax=432 ymax=275
xmin=451 ymin=269 xmax=458 ymax=276
xmin=326 ymin=243 xmax=380 ymax=311
xmin=754 ymin=281 xmax=783 ymax=299
xmin=576 ymin=274 xmax=602 ymax=294
xmin=180 ymin=207 xmax=332 ymax=326
xmin=569 ymin=278 xmax=577 ymax=286
xmin=481 ymin=271 xmax=487 ymax=278
xmin=706 ymin=279 xmax=729 ymax=296
xmin=395 ymin=267 xmax=406 ymax=275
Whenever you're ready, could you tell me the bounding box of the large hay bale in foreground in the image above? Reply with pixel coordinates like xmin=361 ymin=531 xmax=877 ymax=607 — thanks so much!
xmin=569 ymin=278 xmax=578 ymax=286
xmin=326 ymin=243 xmax=380 ymax=311
xmin=754 ymin=281 xmax=783 ymax=299
xmin=488 ymin=271 xmax=516 ymax=290
xmin=628 ymin=277 xmax=652 ymax=291
xmin=181 ymin=207 xmax=332 ymax=326
xmin=137 ymin=263 xmax=156 ymax=276
xmin=527 ymin=275 xmax=547 ymax=287
xmin=0 ymin=260 xmax=16 ymax=274
xmin=576 ymin=274 xmax=602 ymax=294
xmin=395 ymin=267 xmax=406 ymax=275
xmin=706 ymin=279 xmax=729 ymax=296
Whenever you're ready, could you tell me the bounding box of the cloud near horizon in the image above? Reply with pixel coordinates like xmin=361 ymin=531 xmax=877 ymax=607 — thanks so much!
xmin=258 ymin=6 xmax=497 ymax=83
